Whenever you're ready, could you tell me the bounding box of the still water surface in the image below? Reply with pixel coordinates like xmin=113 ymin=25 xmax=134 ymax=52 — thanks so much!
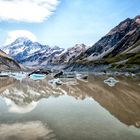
xmin=0 ymin=75 xmax=140 ymax=140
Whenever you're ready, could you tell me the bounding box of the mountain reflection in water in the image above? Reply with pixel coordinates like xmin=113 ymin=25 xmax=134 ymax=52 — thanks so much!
xmin=0 ymin=75 xmax=140 ymax=140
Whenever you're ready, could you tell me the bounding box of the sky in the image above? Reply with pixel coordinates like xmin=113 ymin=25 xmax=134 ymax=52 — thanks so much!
xmin=0 ymin=0 xmax=140 ymax=48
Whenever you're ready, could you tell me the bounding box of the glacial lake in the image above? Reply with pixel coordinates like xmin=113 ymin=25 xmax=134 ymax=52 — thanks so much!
xmin=0 ymin=75 xmax=140 ymax=140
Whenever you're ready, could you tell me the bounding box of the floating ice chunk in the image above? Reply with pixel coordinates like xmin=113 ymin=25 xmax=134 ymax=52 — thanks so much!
xmin=49 ymin=78 xmax=63 ymax=85
xmin=29 ymin=74 xmax=46 ymax=80
xmin=135 ymin=121 xmax=140 ymax=127
xmin=48 ymin=78 xmax=63 ymax=88
xmin=131 ymin=73 xmax=136 ymax=77
xmin=104 ymin=77 xmax=119 ymax=87
xmin=76 ymin=74 xmax=88 ymax=79
xmin=125 ymin=72 xmax=130 ymax=76
xmin=0 ymin=71 xmax=11 ymax=77
xmin=76 ymin=74 xmax=88 ymax=82
xmin=9 ymin=72 xmax=27 ymax=81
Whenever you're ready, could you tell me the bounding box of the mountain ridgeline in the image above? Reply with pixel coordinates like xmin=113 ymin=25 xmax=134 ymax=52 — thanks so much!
xmin=72 ymin=15 xmax=140 ymax=71
xmin=0 ymin=49 xmax=21 ymax=71
xmin=1 ymin=15 xmax=140 ymax=72
xmin=2 ymin=37 xmax=87 ymax=68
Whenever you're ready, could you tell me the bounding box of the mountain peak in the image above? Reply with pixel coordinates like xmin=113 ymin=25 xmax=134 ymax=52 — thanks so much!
xmin=75 ymin=43 xmax=86 ymax=47
xmin=52 ymin=46 xmax=61 ymax=50
xmin=2 ymin=37 xmax=49 ymax=62
xmin=13 ymin=37 xmax=32 ymax=45
xmin=134 ymin=15 xmax=140 ymax=24
xmin=107 ymin=18 xmax=132 ymax=36
xmin=134 ymin=15 xmax=140 ymax=19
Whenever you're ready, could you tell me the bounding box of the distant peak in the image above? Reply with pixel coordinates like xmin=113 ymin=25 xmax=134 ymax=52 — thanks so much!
xmin=134 ymin=15 xmax=140 ymax=24
xmin=107 ymin=17 xmax=132 ymax=35
xmin=75 ymin=43 xmax=86 ymax=47
xmin=14 ymin=37 xmax=31 ymax=42
xmin=134 ymin=15 xmax=140 ymax=19
xmin=52 ymin=46 xmax=61 ymax=49
xmin=11 ymin=37 xmax=33 ymax=46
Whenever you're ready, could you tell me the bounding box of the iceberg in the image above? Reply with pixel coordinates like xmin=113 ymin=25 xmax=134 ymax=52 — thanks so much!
xmin=125 ymin=72 xmax=130 ymax=77
xmin=29 ymin=74 xmax=46 ymax=80
xmin=76 ymin=73 xmax=88 ymax=82
xmin=9 ymin=72 xmax=27 ymax=81
xmin=104 ymin=77 xmax=119 ymax=87
xmin=48 ymin=78 xmax=63 ymax=88
xmin=0 ymin=71 xmax=11 ymax=77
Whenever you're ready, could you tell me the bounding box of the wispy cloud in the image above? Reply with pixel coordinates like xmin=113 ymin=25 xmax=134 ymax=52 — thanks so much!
xmin=0 ymin=121 xmax=55 ymax=139
xmin=0 ymin=0 xmax=60 ymax=22
xmin=4 ymin=30 xmax=38 ymax=45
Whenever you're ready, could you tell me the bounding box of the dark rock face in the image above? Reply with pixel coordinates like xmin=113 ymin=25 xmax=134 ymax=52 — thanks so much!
xmin=63 ymin=16 xmax=140 ymax=72
xmin=110 ymin=24 xmax=140 ymax=57
xmin=0 ymin=49 xmax=21 ymax=70
xmin=76 ymin=16 xmax=140 ymax=62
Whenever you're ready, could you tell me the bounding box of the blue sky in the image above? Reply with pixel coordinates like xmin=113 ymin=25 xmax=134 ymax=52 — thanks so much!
xmin=0 ymin=0 xmax=140 ymax=48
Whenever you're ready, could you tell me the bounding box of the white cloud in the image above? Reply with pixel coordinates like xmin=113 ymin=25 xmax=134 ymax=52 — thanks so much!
xmin=0 ymin=121 xmax=55 ymax=139
xmin=4 ymin=97 xmax=38 ymax=114
xmin=0 ymin=0 xmax=60 ymax=22
xmin=4 ymin=30 xmax=38 ymax=45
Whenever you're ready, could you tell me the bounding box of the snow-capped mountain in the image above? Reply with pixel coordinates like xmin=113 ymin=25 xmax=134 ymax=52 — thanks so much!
xmin=2 ymin=37 xmax=49 ymax=62
xmin=52 ymin=44 xmax=87 ymax=64
xmin=21 ymin=46 xmax=64 ymax=66
xmin=1 ymin=37 xmax=88 ymax=67
xmin=2 ymin=37 xmax=65 ymax=67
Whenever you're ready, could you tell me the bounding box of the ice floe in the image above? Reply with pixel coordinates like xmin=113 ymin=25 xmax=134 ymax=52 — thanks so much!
xmin=76 ymin=73 xmax=88 ymax=82
xmin=29 ymin=73 xmax=46 ymax=80
xmin=9 ymin=72 xmax=27 ymax=81
xmin=104 ymin=77 xmax=119 ymax=87
xmin=48 ymin=78 xmax=63 ymax=88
